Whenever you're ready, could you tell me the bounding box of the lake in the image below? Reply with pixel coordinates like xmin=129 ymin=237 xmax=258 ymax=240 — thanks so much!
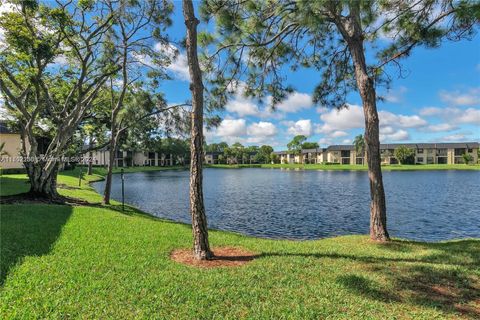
xmin=93 ymin=168 xmax=480 ymax=241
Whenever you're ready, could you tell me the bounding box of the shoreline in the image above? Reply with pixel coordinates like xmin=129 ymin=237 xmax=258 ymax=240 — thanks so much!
xmin=205 ymin=163 xmax=480 ymax=171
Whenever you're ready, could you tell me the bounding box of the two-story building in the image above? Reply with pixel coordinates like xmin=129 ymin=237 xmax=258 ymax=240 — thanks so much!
xmin=272 ymin=142 xmax=479 ymax=165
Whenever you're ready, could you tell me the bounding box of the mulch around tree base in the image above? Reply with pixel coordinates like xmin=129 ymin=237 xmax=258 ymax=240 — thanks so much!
xmin=170 ymin=247 xmax=258 ymax=268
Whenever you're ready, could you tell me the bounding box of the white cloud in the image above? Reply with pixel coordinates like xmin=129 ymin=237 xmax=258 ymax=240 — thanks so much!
xmin=440 ymin=133 xmax=470 ymax=142
xmin=380 ymin=129 xmax=409 ymax=142
xmin=216 ymin=119 xmax=247 ymax=137
xmin=419 ymin=106 xmax=480 ymax=125
xmin=383 ymin=86 xmax=407 ymax=103
xmin=331 ymin=130 xmax=348 ymax=138
xmin=276 ymin=92 xmax=313 ymax=113
xmin=439 ymin=88 xmax=480 ymax=106
xmin=225 ymin=97 xmax=260 ymax=117
xmin=419 ymin=107 xmax=442 ymax=116
xmin=316 ymin=104 xmax=365 ymax=133
xmin=378 ymin=110 xmax=427 ymax=128
xmin=155 ymin=42 xmax=190 ymax=81
xmin=247 ymin=121 xmax=277 ymax=137
xmin=287 ymin=119 xmax=312 ymax=136
xmin=424 ymin=123 xmax=458 ymax=132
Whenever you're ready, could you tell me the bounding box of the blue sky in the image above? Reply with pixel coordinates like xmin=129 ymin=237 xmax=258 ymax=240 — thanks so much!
xmin=160 ymin=3 xmax=479 ymax=150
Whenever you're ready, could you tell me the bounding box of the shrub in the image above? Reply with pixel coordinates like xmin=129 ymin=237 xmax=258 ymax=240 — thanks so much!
xmin=394 ymin=146 xmax=415 ymax=165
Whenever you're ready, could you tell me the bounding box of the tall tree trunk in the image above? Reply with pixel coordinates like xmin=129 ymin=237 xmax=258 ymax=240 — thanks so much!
xmin=337 ymin=5 xmax=390 ymax=241
xmin=103 ymin=136 xmax=117 ymax=204
xmin=87 ymin=135 xmax=93 ymax=175
xmin=183 ymin=0 xmax=213 ymax=260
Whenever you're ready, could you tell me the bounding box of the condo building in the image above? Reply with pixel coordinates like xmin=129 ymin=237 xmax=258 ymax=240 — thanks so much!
xmin=272 ymin=142 xmax=479 ymax=165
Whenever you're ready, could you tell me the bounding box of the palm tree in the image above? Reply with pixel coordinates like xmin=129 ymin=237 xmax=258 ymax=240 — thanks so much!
xmin=353 ymin=134 xmax=365 ymax=164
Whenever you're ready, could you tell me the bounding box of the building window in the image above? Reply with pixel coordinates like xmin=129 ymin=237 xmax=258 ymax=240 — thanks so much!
xmin=341 ymin=150 xmax=350 ymax=157
xmin=417 ymin=157 xmax=424 ymax=163
xmin=437 ymin=157 xmax=447 ymax=164
xmin=437 ymin=148 xmax=447 ymax=156
xmin=455 ymin=148 xmax=465 ymax=156
xmin=468 ymin=148 xmax=473 ymax=153
xmin=417 ymin=148 xmax=424 ymax=153
xmin=427 ymin=157 xmax=434 ymax=164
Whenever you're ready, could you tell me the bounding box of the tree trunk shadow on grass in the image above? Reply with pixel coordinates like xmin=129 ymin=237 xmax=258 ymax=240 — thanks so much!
xmin=0 ymin=204 xmax=72 ymax=286
xmin=258 ymin=240 xmax=480 ymax=319
xmin=336 ymin=265 xmax=480 ymax=319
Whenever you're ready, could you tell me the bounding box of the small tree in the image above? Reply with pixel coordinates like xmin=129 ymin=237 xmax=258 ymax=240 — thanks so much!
xmin=353 ymin=134 xmax=366 ymax=156
xmin=270 ymin=153 xmax=279 ymax=164
xmin=0 ymin=1 xmax=118 ymax=199
xmin=462 ymin=153 xmax=473 ymax=164
xmin=301 ymin=142 xmax=319 ymax=149
xmin=255 ymin=145 xmax=274 ymax=163
xmin=394 ymin=146 xmax=415 ymax=165
xmin=287 ymin=135 xmax=307 ymax=163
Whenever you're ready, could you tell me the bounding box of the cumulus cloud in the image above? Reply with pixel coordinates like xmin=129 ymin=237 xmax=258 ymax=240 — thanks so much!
xmin=439 ymin=87 xmax=480 ymax=106
xmin=380 ymin=129 xmax=409 ymax=142
xmin=330 ymin=130 xmax=348 ymax=138
xmin=440 ymin=133 xmax=471 ymax=142
xmin=275 ymin=92 xmax=313 ymax=113
xmin=378 ymin=110 xmax=427 ymax=128
xmin=423 ymin=123 xmax=458 ymax=133
xmin=223 ymin=87 xmax=312 ymax=119
xmin=154 ymin=42 xmax=190 ymax=81
xmin=419 ymin=106 xmax=480 ymax=125
xmin=315 ymin=104 xmax=365 ymax=133
xmin=216 ymin=119 xmax=247 ymax=137
xmin=247 ymin=121 xmax=277 ymax=137
xmin=225 ymin=95 xmax=260 ymax=117
xmin=287 ymin=119 xmax=312 ymax=136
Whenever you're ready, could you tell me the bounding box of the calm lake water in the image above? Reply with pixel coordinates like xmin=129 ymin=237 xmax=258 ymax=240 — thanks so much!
xmin=93 ymin=168 xmax=480 ymax=241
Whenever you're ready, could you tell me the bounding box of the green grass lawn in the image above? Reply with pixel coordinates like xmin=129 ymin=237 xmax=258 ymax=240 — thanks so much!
xmin=1 ymin=168 xmax=479 ymax=319
xmin=208 ymin=163 xmax=480 ymax=171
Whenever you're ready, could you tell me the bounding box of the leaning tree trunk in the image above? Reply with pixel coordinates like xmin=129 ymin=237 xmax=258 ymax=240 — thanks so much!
xmin=183 ymin=0 xmax=213 ymax=260
xmin=339 ymin=7 xmax=390 ymax=241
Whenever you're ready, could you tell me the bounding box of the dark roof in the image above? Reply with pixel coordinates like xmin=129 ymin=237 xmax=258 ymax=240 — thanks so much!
xmin=379 ymin=142 xmax=479 ymax=149
xmin=327 ymin=145 xmax=355 ymax=151
xmin=302 ymin=148 xmax=326 ymax=154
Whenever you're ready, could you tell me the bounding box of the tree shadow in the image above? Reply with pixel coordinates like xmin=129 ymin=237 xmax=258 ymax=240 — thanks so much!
xmin=0 ymin=176 xmax=30 ymax=196
xmin=0 ymin=204 xmax=72 ymax=286
xmin=377 ymin=239 xmax=480 ymax=266
xmin=336 ymin=274 xmax=399 ymax=303
xmin=258 ymin=239 xmax=480 ymax=318
xmin=336 ymin=266 xmax=480 ymax=318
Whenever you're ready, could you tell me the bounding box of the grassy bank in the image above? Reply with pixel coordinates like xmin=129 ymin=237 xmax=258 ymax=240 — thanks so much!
xmin=1 ymin=169 xmax=479 ymax=319
xmin=207 ymin=163 xmax=480 ymax=171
